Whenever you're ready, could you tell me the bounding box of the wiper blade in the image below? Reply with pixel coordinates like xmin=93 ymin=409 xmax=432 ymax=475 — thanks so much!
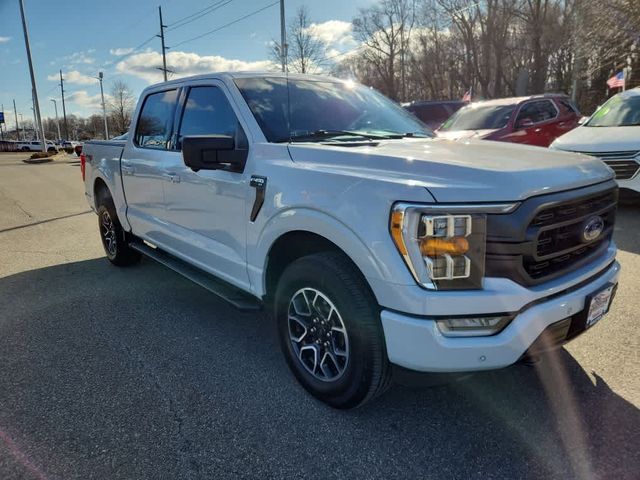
xmin=284 ymin=130 xmax=389 ymax=142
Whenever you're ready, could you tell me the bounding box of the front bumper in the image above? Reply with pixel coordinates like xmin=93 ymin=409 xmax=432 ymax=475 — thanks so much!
xmin=380 ymin=259 xmax=620 ymax=373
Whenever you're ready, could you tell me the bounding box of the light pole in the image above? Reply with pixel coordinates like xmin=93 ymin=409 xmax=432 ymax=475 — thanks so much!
xmin=18 ymin=0 xmax=47 ymax=152
xmin=96 ymin=71 xmax=109 ymax=139
xmin=280 ymin=0 xmax=287 ymax=72
xmin=50 ymin=99 xmax=61 ymax=141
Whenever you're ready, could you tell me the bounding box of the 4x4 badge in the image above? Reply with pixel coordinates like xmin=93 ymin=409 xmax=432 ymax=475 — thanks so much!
xmin=249 ymin=176 xmax=267 ymax=222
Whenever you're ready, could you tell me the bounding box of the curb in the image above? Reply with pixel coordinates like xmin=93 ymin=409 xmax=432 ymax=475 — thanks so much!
xmin=22 ymin=157 xmax=54 ymax=164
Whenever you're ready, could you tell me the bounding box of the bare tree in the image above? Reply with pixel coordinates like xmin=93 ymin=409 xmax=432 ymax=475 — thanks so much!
xmin=107 ymin=80 xmax=135 ymax=136
xmin=270 ymin=6 xmax=327 ymax=73
xmin=352 ymin=0 xmax=417 ymax=100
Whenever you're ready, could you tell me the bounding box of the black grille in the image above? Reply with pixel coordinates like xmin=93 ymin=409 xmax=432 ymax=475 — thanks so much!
xmin=484 ymin=182 xmax=618 ymax=286
xmin=524 ymin=191 xmax=616 ymax=279
xmin=576 ymin=150 xmax=640 ymax=180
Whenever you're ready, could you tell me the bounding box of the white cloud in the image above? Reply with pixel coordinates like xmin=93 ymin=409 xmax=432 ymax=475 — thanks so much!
xmin=47 ymin=70 xmax=98 ymax=85
xmin=110 ymin=47 xmax=134 ymax=56
xmin=65 ymin=90 xmax=110 ymax=110
xmin=64 ymin=50 xmax=95 ymax=65
xmin=307 ymin=20 xmax=357 ymax=48
xmin=0 ymin=36 xmax=11 ymax=44
xmin=116 ymin=50 xmax=277 ymax=84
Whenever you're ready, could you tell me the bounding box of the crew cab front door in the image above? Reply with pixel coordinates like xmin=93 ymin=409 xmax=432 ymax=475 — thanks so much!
xmin=160 ymin=83 xmax=251 ymax=291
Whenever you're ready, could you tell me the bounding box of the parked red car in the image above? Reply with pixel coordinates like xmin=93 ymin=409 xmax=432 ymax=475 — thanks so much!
xmin=403 ymin=100 xmax=467 ymax=130
xmin=436 ymin=94 xmax=580 ymax=147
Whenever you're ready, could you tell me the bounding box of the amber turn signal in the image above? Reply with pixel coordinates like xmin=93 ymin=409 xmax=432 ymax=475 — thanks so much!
xmin=420 ymin=236 xmax=469 ymax=257
xmin=390 ymin=210 xmax=408 ymax=255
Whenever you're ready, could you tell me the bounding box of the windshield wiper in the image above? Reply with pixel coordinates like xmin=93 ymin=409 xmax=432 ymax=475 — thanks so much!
xmin=280 ymin=130 xmax=392 ymax=143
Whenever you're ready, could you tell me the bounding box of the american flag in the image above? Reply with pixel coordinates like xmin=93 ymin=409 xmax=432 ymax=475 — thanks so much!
xmin=606 ymin=72 xmax=625 ymax=89
xmin=462 ymin=88 xmax=472 ymax=102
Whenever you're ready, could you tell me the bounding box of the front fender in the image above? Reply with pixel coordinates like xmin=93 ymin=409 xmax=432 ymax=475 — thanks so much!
xmin=247 ymin=207 xmax=416 ymax=300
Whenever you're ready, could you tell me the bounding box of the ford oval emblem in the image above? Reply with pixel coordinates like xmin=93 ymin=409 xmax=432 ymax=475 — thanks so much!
xmin=582 ymin=215 xmax=605 ymax=242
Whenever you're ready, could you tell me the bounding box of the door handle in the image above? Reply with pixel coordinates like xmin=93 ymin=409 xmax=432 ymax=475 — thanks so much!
xmin=121 ymin=165 xmax=134 ymax=175
xmin=534 ymin=128 xmax=542 ymax=133
xmin=163 ymin=173 xmax=181 ymax=183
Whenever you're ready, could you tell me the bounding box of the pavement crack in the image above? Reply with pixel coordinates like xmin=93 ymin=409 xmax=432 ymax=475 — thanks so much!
xmin=0 ymin=210 xmax=92 ymax=234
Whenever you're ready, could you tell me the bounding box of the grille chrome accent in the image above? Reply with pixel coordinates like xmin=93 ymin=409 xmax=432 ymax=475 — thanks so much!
xmin=575 ymin=150 xmax=640 ymax=180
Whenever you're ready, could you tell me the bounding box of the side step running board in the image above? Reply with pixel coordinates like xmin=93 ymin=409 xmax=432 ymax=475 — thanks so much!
xmin=129 ymin=241 xmax=262 ymax=311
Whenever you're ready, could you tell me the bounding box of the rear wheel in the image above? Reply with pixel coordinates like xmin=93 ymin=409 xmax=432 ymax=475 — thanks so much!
xmin=96 ymin=196 xmax=141 ymax=267
xmin=274 ymin=251 xmax=392 ymax=409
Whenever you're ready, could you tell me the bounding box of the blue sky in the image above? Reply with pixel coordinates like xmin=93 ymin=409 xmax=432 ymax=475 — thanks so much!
xmin=0 ymin=0 xmax=373 ymax=126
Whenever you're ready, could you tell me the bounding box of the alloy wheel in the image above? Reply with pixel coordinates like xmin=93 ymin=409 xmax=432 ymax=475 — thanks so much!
xmin=288 ymin=287 xmax=350 ymax=382
xmin=100 ymin=210 xmax=117 ymax=257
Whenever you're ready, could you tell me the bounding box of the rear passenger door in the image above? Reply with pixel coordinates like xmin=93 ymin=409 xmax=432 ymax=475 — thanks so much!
xmin=121 ymin=88 xmax=180 ymax=242
xmin=160 ymin=82 xmax=252 ymax=290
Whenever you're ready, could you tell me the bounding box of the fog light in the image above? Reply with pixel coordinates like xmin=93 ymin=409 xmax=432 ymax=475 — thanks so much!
xmin=436 ymin=316 xmax=512 ymax=337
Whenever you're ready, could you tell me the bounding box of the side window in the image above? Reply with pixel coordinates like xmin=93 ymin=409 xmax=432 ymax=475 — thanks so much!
xmin=135 ymin=89 xmax=178 ymax=149
xmin=517 ymin=100 xmax=557 ymax=124
xmin=177 ymin=86 xmax=243 ymax=149
xmin=559 ymin=99 xmax=579 ymax=115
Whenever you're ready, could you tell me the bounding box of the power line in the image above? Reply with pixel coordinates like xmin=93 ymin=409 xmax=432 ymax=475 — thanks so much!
xmin=170 ymin=1 xmax=279 ymax=50
xmin=166 ymin=0 xmax=234 ymax=32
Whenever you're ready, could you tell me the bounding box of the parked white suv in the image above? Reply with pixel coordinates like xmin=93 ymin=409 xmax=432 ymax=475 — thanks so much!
xmin=18 ymin=140 xmax=58 ymax=152
xmin=551 ymin=88 xmax=640 ymax=195
xmin=82 ymin=72 xmax=620 ymax=408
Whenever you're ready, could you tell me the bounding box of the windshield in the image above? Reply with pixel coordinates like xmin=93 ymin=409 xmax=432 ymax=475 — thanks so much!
xmin=439 ymin=104 xmax=515 ymax=131
xmin=586 ymin=94 xmax=640 ymax=127
xmin=234 ymin=77 xmax=432 ymax=143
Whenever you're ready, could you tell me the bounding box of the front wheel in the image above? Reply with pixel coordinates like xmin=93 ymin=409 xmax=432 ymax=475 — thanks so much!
xmin=274 ymin=252 xmax=392 ymax=409
xmin=96 ymin=200 xmax=141 ymax=267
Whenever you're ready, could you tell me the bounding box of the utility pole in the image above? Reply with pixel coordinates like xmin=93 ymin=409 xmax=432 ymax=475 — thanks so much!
xmin=19 ymin=0 xmax=47 ymax=151
xmin=59 ymin=70 xmax=69 ymax=139
xmin=51 ymin=99 xmax=61 ymax=140
xmin=13 ymin=99 xmax=20 ymax=141
xmin=280 ymin=0 xmax=287 ymax=72
xmin=97 ymin=71 xmax=109 ymax=139
xmin=158 ymin=6 xmax=168 ymax=82
xmin=0 ymin=104 xmax=4 ymax=141
xmin=19 ymin=114 xmax=24 ymax=141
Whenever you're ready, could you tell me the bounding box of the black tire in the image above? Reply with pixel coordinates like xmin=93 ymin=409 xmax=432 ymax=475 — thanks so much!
xmin=274 ymin=251 xmax=392 ymax=409
xmin=96 ymin=195 xmax=141 ymax=267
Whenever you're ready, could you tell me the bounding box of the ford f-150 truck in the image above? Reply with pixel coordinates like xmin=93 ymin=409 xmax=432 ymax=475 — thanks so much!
xmin=82 ymin=72 xmax=620 ymax=408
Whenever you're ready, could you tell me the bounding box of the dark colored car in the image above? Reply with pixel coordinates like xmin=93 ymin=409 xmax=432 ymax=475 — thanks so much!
xmin=403 ymin=100 xmax=467 ymax=130
xmin=436 ymin=94 xmax=580 ymax=147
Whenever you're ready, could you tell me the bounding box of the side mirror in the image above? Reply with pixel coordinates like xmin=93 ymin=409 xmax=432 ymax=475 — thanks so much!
xmin=516 ymin=118 xmax=534 ymax=129
xmin=182 ymin=135 xmax=247 ymax=172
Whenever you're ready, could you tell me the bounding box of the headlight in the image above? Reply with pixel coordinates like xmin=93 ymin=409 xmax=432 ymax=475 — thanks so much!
xmin=390 ymin=203 xmax=518 ymax=290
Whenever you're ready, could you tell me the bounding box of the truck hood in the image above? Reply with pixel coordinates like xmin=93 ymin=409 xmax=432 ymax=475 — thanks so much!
xmin=287 ymin=138 xmax=613 ymax=203
xmin=551 ymin=125 xmax=640 ymax=153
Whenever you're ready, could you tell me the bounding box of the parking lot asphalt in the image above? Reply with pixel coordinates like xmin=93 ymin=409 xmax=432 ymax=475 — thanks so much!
xmin=0 ymin=151 xmax=638 ymax=479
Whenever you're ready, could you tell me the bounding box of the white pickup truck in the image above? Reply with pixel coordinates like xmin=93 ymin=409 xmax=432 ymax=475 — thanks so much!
xmin=82 ymin=72 xmax=620 ymax=408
